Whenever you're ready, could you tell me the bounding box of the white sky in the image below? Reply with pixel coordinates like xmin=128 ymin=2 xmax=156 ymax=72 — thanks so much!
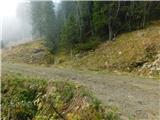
xmin=0 ymin=0 xmax=19 ymax=17
xmin=0 ymin=0 xmax=60 ymax=41
xmin=0 ymin=0 xmax=60 ymax=17
xmin=0 ymin=0 xmax=20 ymax=41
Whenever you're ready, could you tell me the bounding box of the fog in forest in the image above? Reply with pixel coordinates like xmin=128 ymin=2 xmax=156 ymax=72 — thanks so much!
xmin=2 ymin=16 xmax=32 ymax=47
xmin=1 ymin=2 xmax=30 ymax=47
xmin=1 ymin=0 xmax=59 ymax=48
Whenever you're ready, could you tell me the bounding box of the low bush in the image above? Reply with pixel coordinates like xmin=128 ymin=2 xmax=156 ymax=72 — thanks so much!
xmin=1 ymin=73 xmax=119 ymax=120
xmin=76 ymin=37 xmax=100 ymax=52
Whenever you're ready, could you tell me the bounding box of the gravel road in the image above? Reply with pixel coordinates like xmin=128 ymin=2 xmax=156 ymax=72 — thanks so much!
xmin=2 ymin=63 xmax=160 ymax=120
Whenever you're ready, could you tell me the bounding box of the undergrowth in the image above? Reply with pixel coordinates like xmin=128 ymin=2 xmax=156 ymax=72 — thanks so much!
xmin=3 ymin=21 xmax=160 ymax=78
xmin=2 ymin=40 xmax=54 ymax=65
xmin=55 ymin=21 xmax=160 ymax=78
xmin=1 ymin=73 xmax=120 ymax=120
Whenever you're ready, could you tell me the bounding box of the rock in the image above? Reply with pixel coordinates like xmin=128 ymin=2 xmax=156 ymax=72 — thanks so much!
xmin=118 ymin=51 xmax=122 ymax=55
xmin=156 ymin=67 xmax=160 ymax=71
xmin=120 ymin=116 xmax=129 ymax=120
xmin=104 ymin=61 xmax=108 ymax=66
xmin=137 ymin=32 xmax=145 ymax=37
xmin=33 ymin=48 xmax=44 ymax=53
xmin=137 ymin=100 xmax=143 ymax=105
xmin=139 ymin=53 xmax=160 ymax=76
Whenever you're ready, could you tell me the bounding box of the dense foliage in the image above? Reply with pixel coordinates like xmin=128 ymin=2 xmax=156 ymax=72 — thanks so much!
xmin=30 ymin=1 xmax=160 ymax=53
xmin=30 ymin=1 xmax=57 ymax=52
xmin=2 ymin=73 xmax=119 ymax=120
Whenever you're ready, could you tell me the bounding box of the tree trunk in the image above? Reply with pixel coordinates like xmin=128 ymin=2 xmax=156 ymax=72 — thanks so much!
xmin=142 ymin=3 xmax=148 ymax=28
xmin=76 ymin=2 xmax=82 ymax=41
xmin=143 ymin=2 xmax=151 ymax=27
xmin=108 ymin=21 xmax=113 ymax=41
xmin=108 ymin=7 xmax=113 ymax=41
xmin=88 ymin=2 xmax=95 ymax=36
xmin=70 ymin=49 xmax=73 ymax=58
xmin=115 ymin=1 xmax=120 ymax=18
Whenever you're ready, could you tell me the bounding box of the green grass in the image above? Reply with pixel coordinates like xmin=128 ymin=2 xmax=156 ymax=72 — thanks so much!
xmin=1 ymin=73 xmax=120 ymax=120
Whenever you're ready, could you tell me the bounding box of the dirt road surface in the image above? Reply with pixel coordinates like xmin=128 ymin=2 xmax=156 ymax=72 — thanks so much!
xmin=2 ymin=63 xmax=160 ymax=120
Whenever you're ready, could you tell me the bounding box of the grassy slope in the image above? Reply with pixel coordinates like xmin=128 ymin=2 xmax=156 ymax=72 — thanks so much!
xmin=60 ymin=21 xmax=160 ymax=77
xmin=2 ymin=21 xmax=160 ymax=77
xmin=2 ymin=73 xmax=119 ymax=120
xmin=2 ymin=40 xmax=54 ymax=65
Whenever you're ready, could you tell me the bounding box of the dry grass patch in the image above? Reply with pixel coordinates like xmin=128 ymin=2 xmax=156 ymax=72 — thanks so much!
xmin=2 ymin=40 xmax=54 ymax=65
xmin=72 ymin=21 xmax=160 ymax=77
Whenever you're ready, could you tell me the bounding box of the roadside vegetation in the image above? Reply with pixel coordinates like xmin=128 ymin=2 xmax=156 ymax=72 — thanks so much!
xmin=3 ymin=21 xmax=160 ymax=78
xmin=2 ymin=73 xmax=119 ymax=120
xmin=2 ymin=40 xmax=54 ymax=65
xmin=2 ymin=1 xmax=160 ymax=120
xmin=70 ymin=21 xmax=160 ymax=78
xmin=3 ymin=1 xmax=160 ymax=78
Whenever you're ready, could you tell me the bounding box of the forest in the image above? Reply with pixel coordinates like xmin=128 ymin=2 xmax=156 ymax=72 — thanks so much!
xmin=1 ymin=1 xmax=160 ymax=120
xmin=30 ymin=1 xmax=160 ymax=53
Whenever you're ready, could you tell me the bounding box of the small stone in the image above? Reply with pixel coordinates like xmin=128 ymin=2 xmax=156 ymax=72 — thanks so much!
xmin=118 ymin=51 xmax=122 ymax=55
xmin=138 ymin=100 xmax=143 ymax=105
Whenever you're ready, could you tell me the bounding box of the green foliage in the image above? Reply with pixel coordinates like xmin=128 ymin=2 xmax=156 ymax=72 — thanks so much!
xmin=2 ymin=73 xmax=118 ymax=120
xmin=1 ymin=73 xmax=46 ymax=120
xmin=106 ymin=111 xmax=120 ymax=120
xmin=76 ymin=37 xmax=100 ymax=52
xmin=78 ymin=107 xmax=104 ymax=120
xmin=57 ymin=1 xmax=160 ymax=53
xmin=92 ymin=2 xmax=113 ymax=34
xmin=30 ymin=1 xmax=160 ymax=53
xmin=149 ymin=2 xmax=160 ymax=20
xmin=92 ymin=1 xmax=156 ymax=39
xmin=30 ymin=1 xmax=57 ymax=53
xmin=60 ymin=16 xmax=80 ymax=51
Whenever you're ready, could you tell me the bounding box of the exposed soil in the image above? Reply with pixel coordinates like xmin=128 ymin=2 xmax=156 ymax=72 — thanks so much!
xmin=2 ymin=63 xmax=160 ymax=120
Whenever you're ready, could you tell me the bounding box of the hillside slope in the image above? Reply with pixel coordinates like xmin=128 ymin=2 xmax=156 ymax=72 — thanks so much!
xmin=67 ymin=21 xmax=160 ymax=77
xmin=2 ymin=40 xmax=54 ymax=65
xmin=2 ymin=21 xmax=160 ymax=77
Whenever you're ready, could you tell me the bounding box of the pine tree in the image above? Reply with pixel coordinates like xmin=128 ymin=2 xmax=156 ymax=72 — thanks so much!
xmin=30 ymin=1 xmax=57 ymax=52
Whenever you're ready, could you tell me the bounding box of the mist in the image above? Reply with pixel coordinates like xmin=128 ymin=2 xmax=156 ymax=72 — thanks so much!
xmin=2 ymin=2 xmax=32 ymax=48
xmin=2 ymin=16 xmax=32 ymax=47
xmin=1 ymin=1 xmax=61 ymax=48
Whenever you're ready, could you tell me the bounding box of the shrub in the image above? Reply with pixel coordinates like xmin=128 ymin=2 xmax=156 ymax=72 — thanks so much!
xmin=76 ymin=37 xmax=100 ymax=52
xmin=2 ymin=73 xmax=119 ymax=120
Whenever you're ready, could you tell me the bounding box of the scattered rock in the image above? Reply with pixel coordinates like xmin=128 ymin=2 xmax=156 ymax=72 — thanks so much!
xmin=33 ymin=48 xmax=44 ymax=53
xmin=137 ymin=100 xmax=143 ymax=105
xmin=118 ymin=51 xmax=122 ymax=55
xmin=139 ymin=53 xmax=160 ymax=76
xmin=120 ymin=116 xmax=129 ymax=120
